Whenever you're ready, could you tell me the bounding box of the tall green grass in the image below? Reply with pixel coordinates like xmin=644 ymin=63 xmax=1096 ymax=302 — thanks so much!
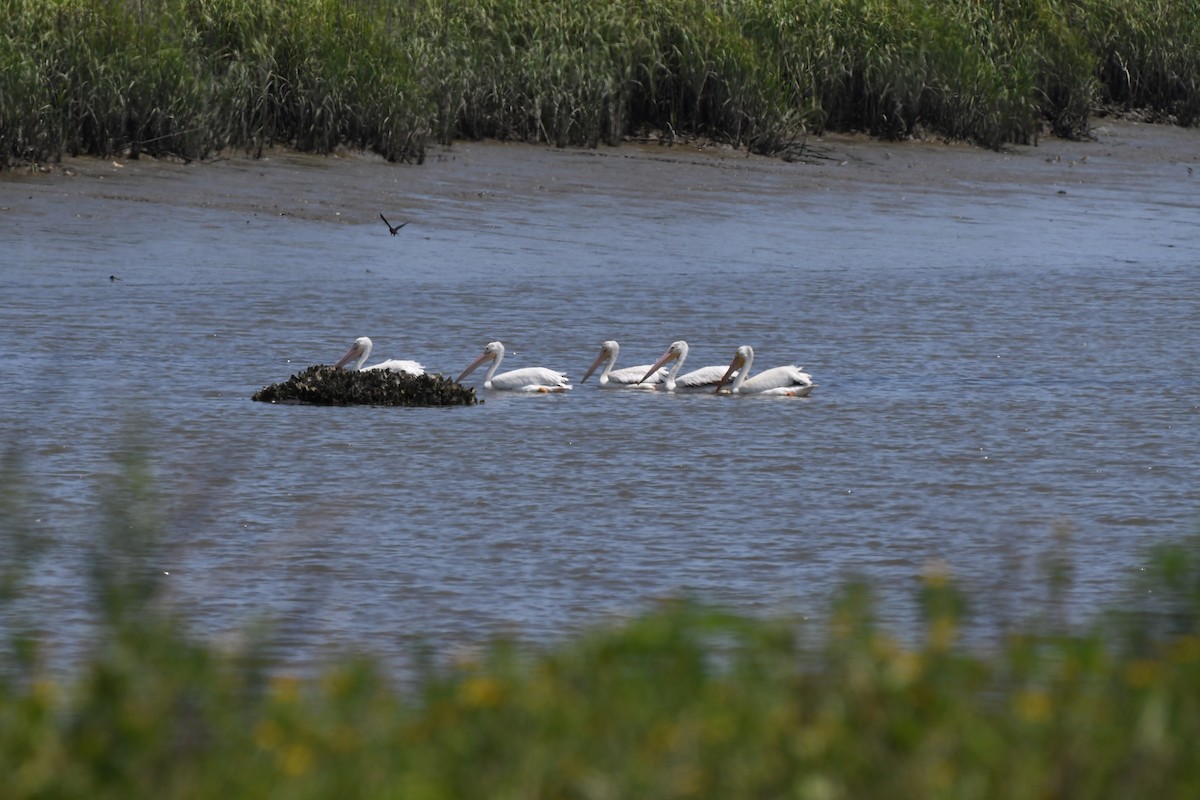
xmin=1081 ymin=0 xmax=1200 ymax=124
xmin=4 ymin=444 xmax=1200 ymax=797
xmin=0 ymin=0 xmax=430 ymax=165
xmin=2 ymin=0 xmax=1199 ymax=167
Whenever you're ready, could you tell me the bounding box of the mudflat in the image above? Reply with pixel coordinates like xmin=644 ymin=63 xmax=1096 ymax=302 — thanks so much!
xmin=4 ymin=119 xmax=1196 ymax=229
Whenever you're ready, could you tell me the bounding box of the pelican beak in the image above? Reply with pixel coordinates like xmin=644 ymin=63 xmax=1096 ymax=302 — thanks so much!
xmin=715 ymin=353 xmax=745 ymax=392
xmin=334 ymin=342 xmax=363 ymax=370
xmin=456 ymin=351 xmax=493 ymax=382
xmin=580 ymin=350 xmax=607 ymax=383
xmin=637 ymin=349 xmax=676 ymax=384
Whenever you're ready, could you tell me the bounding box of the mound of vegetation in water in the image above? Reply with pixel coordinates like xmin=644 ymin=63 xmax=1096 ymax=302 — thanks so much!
xmin=252 ymin=365 xmax=477 ymax=406
xmin=3 ymin=0 xmax=1200 ymax=168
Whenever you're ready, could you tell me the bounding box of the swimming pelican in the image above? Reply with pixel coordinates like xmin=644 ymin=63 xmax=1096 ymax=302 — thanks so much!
xmin=581 ymin=340 xmax=666 ymax=388
xmin=456 ymin=341 xmax=571 ymax=392
xmin=334 ymin=336 xmax=425 ymax=376
xmin=637 ymin=340 xmax=732 ymax=393
xmin=715 ymin=345 xmax=814 ymax=396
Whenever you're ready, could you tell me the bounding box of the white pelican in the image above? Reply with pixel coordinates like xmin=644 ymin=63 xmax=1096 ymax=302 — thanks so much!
xmin=715 ymin=345 xmax=814 ymax=396
xmin=334 ymin=336 xmax=425 ymax=376
xmin=456 ymin=341 xmax=571 ymax=392
xmin=581 ymin=340 xmax=666 ymax=388
xmin=637 ymin=340 xmax=732 ymax=393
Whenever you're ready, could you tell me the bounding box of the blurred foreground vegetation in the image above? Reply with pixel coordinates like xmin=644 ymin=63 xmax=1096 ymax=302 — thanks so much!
xmin=5 ymin=447 xmax=1200 ymax=797
xmin=3 ymin=0 xmax=1200 ymax=167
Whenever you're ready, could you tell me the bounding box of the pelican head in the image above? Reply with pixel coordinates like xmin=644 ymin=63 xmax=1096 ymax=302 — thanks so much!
xmin=334 ymin=336 xmax=373 ymax=370
xmin=581 ymin=340 xmax=620 ymax=383
xmin=457 ymin=341 xmax=505 ymax=382
xmin=638 ymin=340 xmax=688 ymax=384
xmin=715 ymin=345 xmax=753 ymax=392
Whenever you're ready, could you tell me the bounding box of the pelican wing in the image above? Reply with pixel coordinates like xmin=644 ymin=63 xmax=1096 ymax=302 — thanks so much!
xmin=605 ymin=364 xmax=665 ymax=386
xmin=675 ymin=364 xmax=730 ymax=389
xmin=490 ymin=367 xmax=572 ymax=392
xmin=364 ymin=359 xmax=425 ymax=376
xmin=741 ymin=366 xmax=814 ymax=396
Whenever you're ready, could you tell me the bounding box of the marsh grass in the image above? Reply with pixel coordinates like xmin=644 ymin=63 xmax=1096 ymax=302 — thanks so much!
xmin=0 ymin=0 xmax=430 ymax=165
xmin=3 ymin=445 xmax=1200 ymax=797
xmin=1 ymin=0 xmax=1198 ymax=163
xmin=1083 ymin=0 xmax=1200 ymax=124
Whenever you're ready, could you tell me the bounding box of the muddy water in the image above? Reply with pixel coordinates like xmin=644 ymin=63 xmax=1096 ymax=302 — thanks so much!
xmin=2 ymin=122 xmax=1199 ymax=671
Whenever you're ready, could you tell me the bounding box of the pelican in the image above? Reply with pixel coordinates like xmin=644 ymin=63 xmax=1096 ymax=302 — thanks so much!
xmin=715 ymin=345 xmax=814 ymax=396
xmin=637 ymin=340 xmax=732 ymax=393
xmin=581 ymin=340 xmax=666 ymax=388
xmin=334 ymin=336 xmax=425 ymax=376
xmin=457 ymin=341 xmax=571 ymax=392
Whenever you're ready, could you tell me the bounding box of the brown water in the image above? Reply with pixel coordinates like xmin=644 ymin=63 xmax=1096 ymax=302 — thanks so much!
xmin=2 ymin=121 xmax=1199 ymax=671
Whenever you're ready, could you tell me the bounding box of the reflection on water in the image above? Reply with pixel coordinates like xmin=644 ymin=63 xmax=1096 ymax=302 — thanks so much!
xmin=2 ymin=131 xmax=1199 ymax=671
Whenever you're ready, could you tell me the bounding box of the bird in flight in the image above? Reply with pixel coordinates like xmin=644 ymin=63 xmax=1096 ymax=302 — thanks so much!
xmin=380 ymin=213 xmax=408 ymax=235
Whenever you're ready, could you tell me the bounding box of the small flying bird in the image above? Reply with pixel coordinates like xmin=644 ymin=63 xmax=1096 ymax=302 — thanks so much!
xmin=380 ymin=213 xmax=408 ymax=235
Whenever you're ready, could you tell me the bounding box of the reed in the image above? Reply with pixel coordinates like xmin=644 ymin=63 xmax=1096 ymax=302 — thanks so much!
xmin=0 ymin=0 xmax=430 ymax=166
xmin=1082 ymin=0 xmax=1200 ymax=124
xmin=2 ymin=0 xmax=1198 ymax=168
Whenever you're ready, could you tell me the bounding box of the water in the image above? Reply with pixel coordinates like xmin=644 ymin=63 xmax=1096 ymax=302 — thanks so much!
xmin=2 ymin=125 xmax=1198 ymax=671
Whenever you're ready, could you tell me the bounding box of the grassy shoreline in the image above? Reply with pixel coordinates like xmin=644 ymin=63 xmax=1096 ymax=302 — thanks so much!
xmin=3 ymin=0 xmax=1199 ymax=168
xmin=5 ymin=538 xmax=1200 ymax=798
xmin=4 ymin=445 xmax=1200 ymax=797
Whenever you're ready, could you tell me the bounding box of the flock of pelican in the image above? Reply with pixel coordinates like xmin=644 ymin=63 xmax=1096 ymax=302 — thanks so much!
xmin=335 ymin=337 xmax=815 ymax=396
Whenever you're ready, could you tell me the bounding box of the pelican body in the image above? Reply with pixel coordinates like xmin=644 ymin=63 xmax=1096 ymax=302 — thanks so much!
xmin=715 ymin=345 xmax=814 ymax=396
xmin=457 ymin=341 xmax=571 ymax=392
xmin=334 ymin=336 xmax=425 ymax=376
xmin=638 ymin=340 xmax=731 ymax=393
xmin=581 ymin=340 xmax=665 ymax=388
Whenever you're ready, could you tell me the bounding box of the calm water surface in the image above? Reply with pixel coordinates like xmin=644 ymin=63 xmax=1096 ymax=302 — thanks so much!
xmin=2 ymin=130 xmax=1198 ymax=670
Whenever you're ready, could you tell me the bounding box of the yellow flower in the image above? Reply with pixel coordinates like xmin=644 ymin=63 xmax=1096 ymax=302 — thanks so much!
xmin=1014 ymin=689 xmax=1051 ymax=723
xmin=1169 ymin=635 xmax=1200 ymax=664
xmin=460 ymin=676 xmax=504 ymax=708
xmin=1124 ymin=659 xmax=1160 ymax=689
xmin=281 ymin=743 xmax=314 ymax=777
xmin=254 ymin=719 xmax=283 ymax=751
xmin=269 ymin=675 xmax=303 ymax=703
